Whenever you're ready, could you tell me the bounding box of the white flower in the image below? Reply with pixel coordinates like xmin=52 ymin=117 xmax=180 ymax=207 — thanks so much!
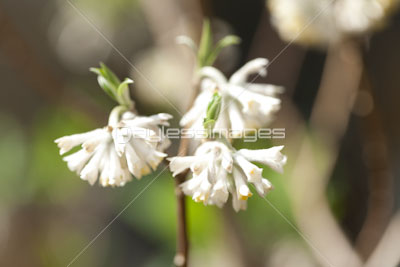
xmin=168 ymin=141 xmax=287 ymax=211
xmin=180 ymin=58 xmax=283 ymax=135
xmin=55 ymin=126 xmax=130 ymax=187
xmin=335 ymin=0 xmax=398 ymax=34
xmin=268 ymin=0 xmax=399 ymax=46
xmin=55 ymin=111 xmax=172 ymax=187
xmin=114 ymin=112 xmax=172 ymax=178
xmin=268 ymin=0 xmax=338 ymax=46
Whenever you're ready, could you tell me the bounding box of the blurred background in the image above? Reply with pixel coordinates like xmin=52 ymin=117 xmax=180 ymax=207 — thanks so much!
xmin=0 ymin=0 xmax=399 ymax=266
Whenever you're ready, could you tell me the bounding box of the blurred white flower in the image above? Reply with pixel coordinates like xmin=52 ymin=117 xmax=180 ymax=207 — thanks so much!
xmin=168 ymin=141 xmax=287 ymax=211
xmin=268 ymin=0 xmax=399 ymax=46
xmin=268 ymin=0 xmax=338 ymax=46
xmin=180 ymin=58 xmax=283 ymax=135
xmin=335 ymin=0 xmax=397 ymax=34
xmin=55 ymin=111 xmax=172 ymax=187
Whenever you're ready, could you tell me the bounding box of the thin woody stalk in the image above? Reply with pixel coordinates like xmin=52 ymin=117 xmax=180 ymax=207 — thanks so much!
xmin=173 ymin=76 xmax=201 ymax=267
xmin=172 ymin=21 xmax=240 ymax=266
xmin=173 ymin=139 xmax=190 ymax=267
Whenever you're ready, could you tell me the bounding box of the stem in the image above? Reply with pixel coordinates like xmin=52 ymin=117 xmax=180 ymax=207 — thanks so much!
xmin=108 ymin=105 xmax=128 ymax=126
xmin=354 ymin=60 xmax=394 ymax=259
xmin=174 ymin=138 xmax=190 ymax=267
xmin=173 ymin=75 xmax=201 ymax=267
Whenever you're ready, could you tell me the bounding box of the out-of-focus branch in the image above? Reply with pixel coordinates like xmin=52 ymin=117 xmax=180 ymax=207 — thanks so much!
xmin=364 ymin=213 xmax=400 ymax=267
xmin=288 ymin=39 xmax=364 ymax=267
xmin=354 ymin=67 xmax=394 ymax=259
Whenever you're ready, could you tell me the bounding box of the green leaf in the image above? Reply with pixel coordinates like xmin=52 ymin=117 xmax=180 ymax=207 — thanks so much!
xmin=178 ymin=19 xmax=240 ymax=67
xmin=206 ymin=35 xmax=241 ymax=66
xmin=90 ymin=63 xmax=134 ymax=107
xmin=203 ymin=119 xmax=216 ymax=133
xmin=197 ymin=19 xmax=213 ymax=67
xmin=99 ymin=62 xmax=120 ymax=88
xmin=117 ymin=78 xmax=133 ymax=97
xmin=97 ymin=75 xmax=118 ymax=102
xmin=89 ymin=67 xmax=101 ymax=76
xmin=117 ymin=78 xmax=134 ymax=107
xmin=90 ymin=64 xmax=120 ymax=101
xmin=206 ymin=92 xmax=222 ymax=119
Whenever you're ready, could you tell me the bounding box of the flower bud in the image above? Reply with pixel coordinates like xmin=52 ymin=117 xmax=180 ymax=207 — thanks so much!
xmin=203 ymin=92 xmax=222 ymax=134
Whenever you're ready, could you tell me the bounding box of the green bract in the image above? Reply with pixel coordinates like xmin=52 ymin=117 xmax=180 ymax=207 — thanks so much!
xmin=90 ymin=63 xmax=134 ymax=109
xmin=203 ymin=92 xmax=222 ymax=134
xmin=198 ymin=19 xmax=241 ymax=67
xmin=177 ymin=19 xmax=241 ymax=68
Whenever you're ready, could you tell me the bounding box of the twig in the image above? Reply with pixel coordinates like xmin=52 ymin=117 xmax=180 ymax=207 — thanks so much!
xmin=354 ymin=64 xmax=394 ymax=259
xmin=173 ymin=76 xmax=201 ymax=267
xmin=363 ymin=213 xmax=400 ymax=267
xmin=173 ymin=140 xmax=190 ymax=267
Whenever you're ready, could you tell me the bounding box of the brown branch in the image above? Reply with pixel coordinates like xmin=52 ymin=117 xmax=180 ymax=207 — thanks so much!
xmin=364 ymin=212 xmax=400 ymax=267
xmin=354 ymin=63 xmax=394 ymax=260
xmin=173 ymin=76 xmax=201 ymax=267
xmin=173 ymin=148 xmax=190 ymax=267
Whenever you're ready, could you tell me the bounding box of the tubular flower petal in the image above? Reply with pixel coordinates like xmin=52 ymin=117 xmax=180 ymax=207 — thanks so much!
xmin=55 ymin=112 xmax=172 ymax=186
xmin=168 ymin=141 xmax=286 ymax=211
xmin=180 ymin=58 xmax=283 ymax=134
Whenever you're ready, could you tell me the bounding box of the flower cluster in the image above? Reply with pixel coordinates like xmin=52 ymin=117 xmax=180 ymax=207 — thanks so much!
xmin=169 ymin=142 xmax=286 ymax=211
xmin=56 ymin=21 xmax=287 ymax=212
xmin=181 ymin=58 xmax=283 ymax=134
xmin=55 ymin=64 xmax=172 ymax=187
xmin=172 ymin=26 xmax=287 ymax=211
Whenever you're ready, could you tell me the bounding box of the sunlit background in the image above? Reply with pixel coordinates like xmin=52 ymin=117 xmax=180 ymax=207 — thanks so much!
xmin=0 ymin=0 xmax=400 ymax=266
